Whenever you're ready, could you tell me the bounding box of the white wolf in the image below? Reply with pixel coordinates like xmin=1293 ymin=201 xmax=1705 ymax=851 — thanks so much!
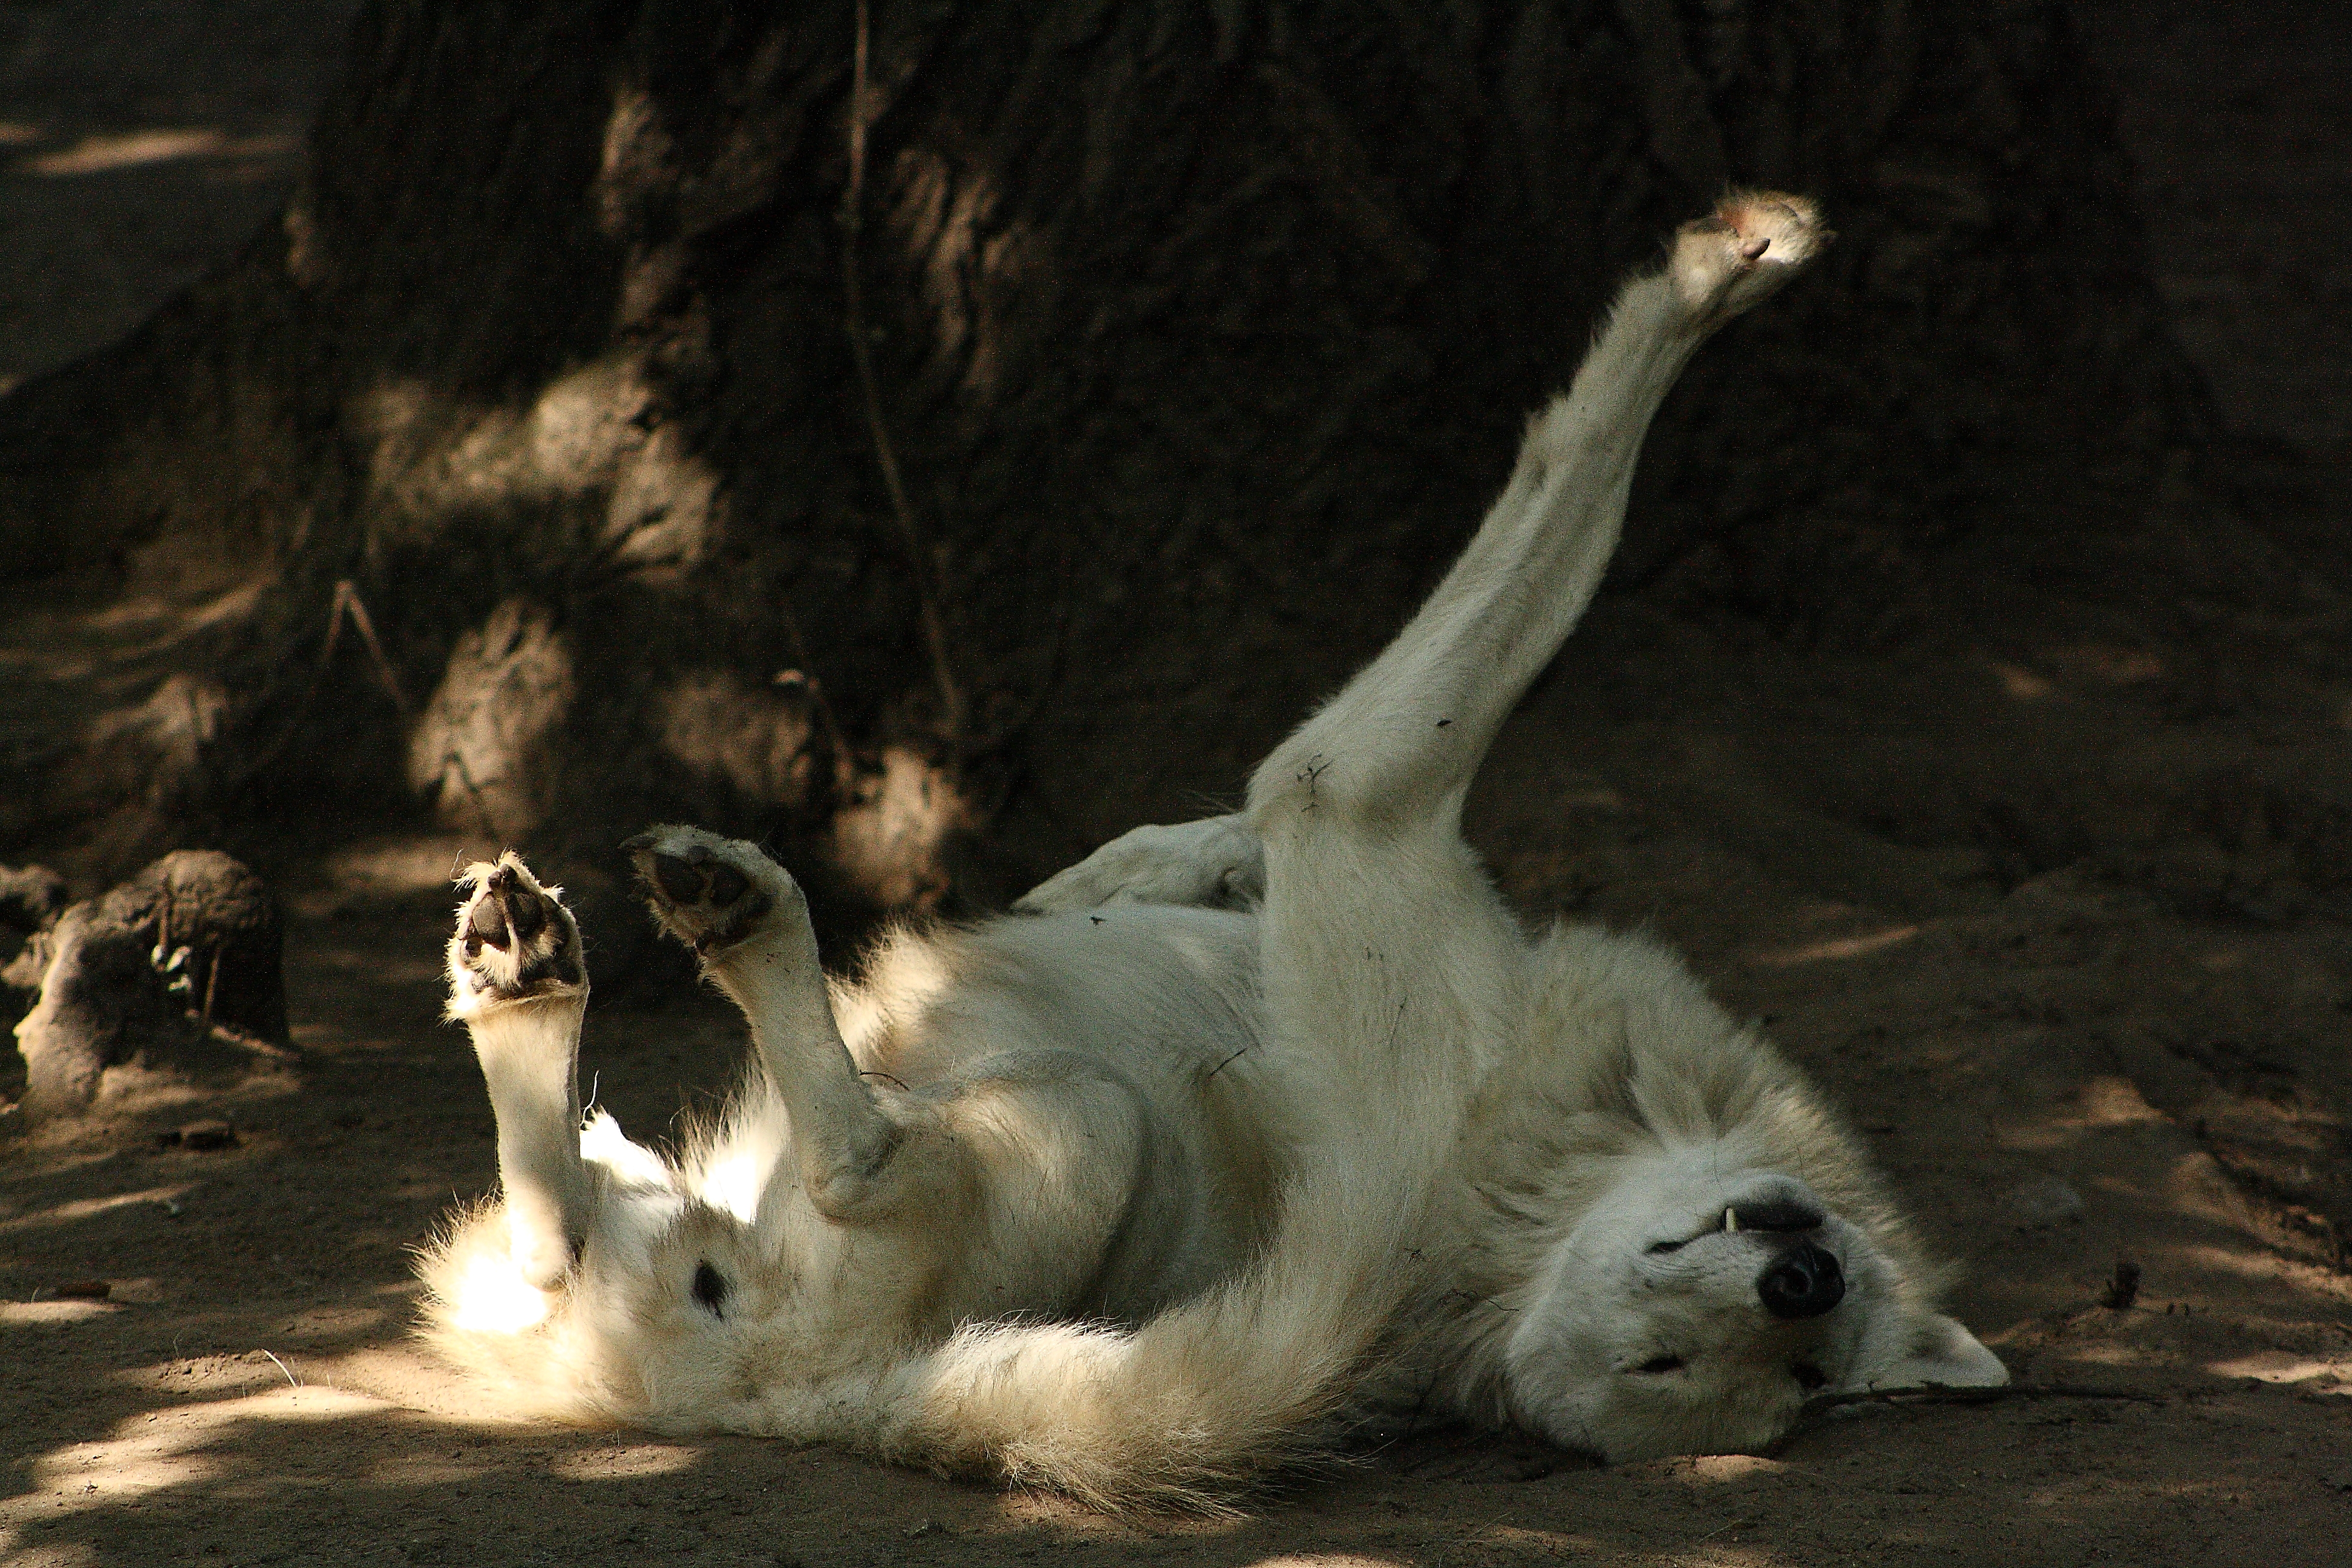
xmin=418 ymin=194 xmax=2002 ymax=1512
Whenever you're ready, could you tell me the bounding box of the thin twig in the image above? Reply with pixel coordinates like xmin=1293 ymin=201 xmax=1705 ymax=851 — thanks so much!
xmin=1808 ymin=1381 xmax=2165 ymax=1411
xmin=241 ymin=579 xmax=408 ymax=779
xmin=842 ymin=0 xmax=967 ymax=766
xmin=777 ymin=601 xmax=855 ymax=782
xmin=258 ymin=1349 xmax=301 ymax=1388
xmin=1786 ymin=1380 xmax=2166 ymax=1441
xmin=335 ymin=581 xmax=412 ymax=716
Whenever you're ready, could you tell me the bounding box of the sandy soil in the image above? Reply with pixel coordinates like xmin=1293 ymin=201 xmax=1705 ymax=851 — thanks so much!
xmin=4 ymin=3 xmax=2351 ymax=1566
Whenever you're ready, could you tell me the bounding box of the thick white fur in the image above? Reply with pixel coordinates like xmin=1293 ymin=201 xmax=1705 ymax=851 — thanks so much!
xmin=418 ymin=195 xmax=2001 ymax=1511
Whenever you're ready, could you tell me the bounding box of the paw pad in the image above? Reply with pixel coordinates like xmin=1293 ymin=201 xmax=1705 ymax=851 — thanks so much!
xmin=623 ymin=827 xmax=782 ymax=954
xmin=642 ymin=840 xmax=753 ymax=910
xmin=449 ymin=857 xmax=584 ymax=1009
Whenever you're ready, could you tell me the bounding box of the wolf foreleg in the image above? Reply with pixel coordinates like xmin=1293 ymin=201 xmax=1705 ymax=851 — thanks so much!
xmin=624 ymin=826 xmax=910 ymax=1221
xmin=446 ymin=856 xmax=594 ymax=1290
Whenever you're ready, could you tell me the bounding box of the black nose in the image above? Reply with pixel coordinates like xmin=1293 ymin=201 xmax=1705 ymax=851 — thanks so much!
xmin=1757 ymin=1241 xmax=1845 ymax=1319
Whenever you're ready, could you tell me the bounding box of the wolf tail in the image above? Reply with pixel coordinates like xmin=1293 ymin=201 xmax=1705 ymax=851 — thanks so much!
xmin=871 ymin=1117 xmax=1440 ymax=1514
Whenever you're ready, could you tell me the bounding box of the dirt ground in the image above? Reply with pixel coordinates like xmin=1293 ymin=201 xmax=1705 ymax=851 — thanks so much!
xmin=4 ymin=2 xmax=2351 ymax=1565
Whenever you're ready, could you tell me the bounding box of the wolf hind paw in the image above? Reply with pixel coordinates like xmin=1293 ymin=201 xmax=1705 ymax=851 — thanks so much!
xmin=622 ymin=825 xmax=795 ymax=955
xmin=1668 ymin=191 xmax=1828 ymax=323
xmin=446 ymin=854 xmax=587 ymax=1018
xmin=1013 ymin=817 xmax=1264 ymax=914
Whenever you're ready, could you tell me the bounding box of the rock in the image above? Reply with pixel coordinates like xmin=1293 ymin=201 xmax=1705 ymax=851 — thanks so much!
xmin=165 ymin=1119 xmax=238 ymax=1151
xmin=14 ymin=900 xmax=180 ymax=1121
xmin=2100 ymin=1256 xmax=2143 ymax=1310
xmin=12 ymin=850 xmax=289 ymax=1124
xmin=96 ymin=851 xmax=287 ymax=1045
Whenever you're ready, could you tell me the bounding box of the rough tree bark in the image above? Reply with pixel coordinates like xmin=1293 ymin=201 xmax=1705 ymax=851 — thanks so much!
xmin=0 ymin=0 xmax=2199 ymax=949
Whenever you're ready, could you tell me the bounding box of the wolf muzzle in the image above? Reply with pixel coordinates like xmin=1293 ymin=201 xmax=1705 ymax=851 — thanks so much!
xmin=1757 ymin=1240 xmax=1845 ymax=1319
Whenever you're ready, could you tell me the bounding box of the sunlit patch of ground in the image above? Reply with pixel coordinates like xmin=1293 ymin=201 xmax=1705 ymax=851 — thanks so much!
xmin=17 ymin=128 xmax=295 ymax=178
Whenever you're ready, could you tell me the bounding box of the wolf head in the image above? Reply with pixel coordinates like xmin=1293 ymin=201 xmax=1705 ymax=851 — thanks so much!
xmin=1498 ymin=1146 xmax=2004 ymax=1462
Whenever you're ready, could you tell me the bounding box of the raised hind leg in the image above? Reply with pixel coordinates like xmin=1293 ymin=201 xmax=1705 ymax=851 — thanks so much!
xmin=619 ymin=824 xmax=1153 ymax=1314
xmin=1252 ymin=194 xmax=1826 ymax=846
xmin=1245 ymin=195 xmax=1828 ymax=1106
xmin=1033 ymin=197 xmax=1828 ymax=985
xmin=446 ymin=855 xmax=592 ymax=1290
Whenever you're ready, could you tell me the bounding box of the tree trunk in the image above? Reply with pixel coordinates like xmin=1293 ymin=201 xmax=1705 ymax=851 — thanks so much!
xmin=0 ymin=0 xmax=2200 ymax=948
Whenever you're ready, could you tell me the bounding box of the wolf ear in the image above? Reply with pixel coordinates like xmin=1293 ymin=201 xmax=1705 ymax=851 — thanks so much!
xmin=1857 ymin=1310 xmax=2007 ymax=1391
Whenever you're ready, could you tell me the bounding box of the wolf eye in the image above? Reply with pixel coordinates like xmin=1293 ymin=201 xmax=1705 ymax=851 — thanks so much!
xmin=691 ymin=1261 xmax=730 ymax=1318
xmin=1632 ymin=1354 xmax=1685 ymax=1375
xmin=1646 ymin=1238 xmax=1686 ymax=1255
xmin=1792 ymin=1361 xmax=1828 ymax=1391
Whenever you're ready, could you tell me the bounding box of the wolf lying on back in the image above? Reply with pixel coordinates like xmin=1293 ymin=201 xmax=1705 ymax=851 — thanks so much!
xmin=419 ymin=194 xmax=2002 ymax=1511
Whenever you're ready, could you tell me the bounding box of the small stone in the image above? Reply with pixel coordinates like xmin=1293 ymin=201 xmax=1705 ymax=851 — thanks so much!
xmin=2100 ymin=1256 xmax=2141 ymax=1310
xmin=177 ymin=1119 xmax=238 ymax=1151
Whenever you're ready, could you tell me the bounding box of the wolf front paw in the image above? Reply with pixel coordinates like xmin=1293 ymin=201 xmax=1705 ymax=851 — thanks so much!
xmin=1668 ymin=191 xmax=1828 ymax=325
xmin=1012 ymin=817 xmax=1265 ymax=915
xmin=446 ymin=855 xmax=586 ymax=1018
xmin=622 ymin=825 xmax=794 ymax=955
